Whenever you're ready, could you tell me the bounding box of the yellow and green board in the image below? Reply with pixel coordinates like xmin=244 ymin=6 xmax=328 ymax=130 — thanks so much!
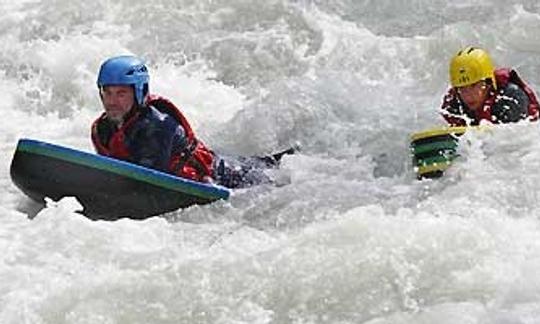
xmin=410 ymin=126 xmax=468 ymax=179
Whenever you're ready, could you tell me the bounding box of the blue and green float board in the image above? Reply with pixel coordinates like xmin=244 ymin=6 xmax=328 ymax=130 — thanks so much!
xmin=410 ymin=127 xmax=467 ymax=179
xmin=10 ymin=139 xmax=230 ymax=220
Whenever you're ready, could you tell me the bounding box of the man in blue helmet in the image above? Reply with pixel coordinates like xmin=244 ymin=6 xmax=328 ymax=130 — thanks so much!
xmin=91 ymin=55 xmax=294 ymax=188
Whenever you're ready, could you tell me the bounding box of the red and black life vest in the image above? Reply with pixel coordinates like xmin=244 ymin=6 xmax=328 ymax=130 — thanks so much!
xmin=91 ymin=95 xmax=215 ymax=182
xmin=441 ymin=68 xmax=539 ymax=126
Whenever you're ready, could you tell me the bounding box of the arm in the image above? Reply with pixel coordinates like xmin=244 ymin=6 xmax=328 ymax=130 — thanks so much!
xmin=129 ymin=110 xmax=187 ymax=172
xmin=491 ymin=83 xmax=529 ymax=123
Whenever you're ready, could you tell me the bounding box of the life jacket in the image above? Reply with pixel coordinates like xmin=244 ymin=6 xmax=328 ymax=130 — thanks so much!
xmin=91 ymin=95 xmax=215 ymax=181
xmin=441 ymin=68 xmax=539 ymax=126
xmin=91 ymin=111 xmax=138 ymax=160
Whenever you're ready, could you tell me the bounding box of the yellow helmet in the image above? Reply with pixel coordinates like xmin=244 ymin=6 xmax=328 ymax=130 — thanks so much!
xmin=449 ymin=47 xmax=496 ymax=89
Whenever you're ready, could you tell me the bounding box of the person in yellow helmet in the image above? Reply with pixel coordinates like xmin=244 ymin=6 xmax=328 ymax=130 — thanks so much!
xmin=440 ymin=46 xmax=539 ymax=126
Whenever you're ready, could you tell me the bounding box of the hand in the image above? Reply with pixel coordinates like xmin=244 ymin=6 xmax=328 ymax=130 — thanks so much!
xmin=202 ymin=176 xmax=214 ymax=184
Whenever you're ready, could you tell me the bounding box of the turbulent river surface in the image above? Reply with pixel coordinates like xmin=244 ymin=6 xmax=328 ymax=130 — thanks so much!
xmin=3 ymin=1 xmax=540 ymax=323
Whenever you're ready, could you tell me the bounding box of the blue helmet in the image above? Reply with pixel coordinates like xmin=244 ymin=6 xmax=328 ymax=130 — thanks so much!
xmin=97 ymin=55 xmax=149 ymax=106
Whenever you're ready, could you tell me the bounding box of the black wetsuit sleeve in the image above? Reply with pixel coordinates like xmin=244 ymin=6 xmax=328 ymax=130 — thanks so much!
xmin=491 ymin=83 xmax=529 ymax=123
xmin=128 ymin=111 xmax=187 ymax=172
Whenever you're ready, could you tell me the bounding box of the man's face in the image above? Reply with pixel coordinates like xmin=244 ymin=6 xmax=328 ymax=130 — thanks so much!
xmin=456 ymin=80 xmax=489 ymax=111
xmin=100 ymin=85 xmax=135 ymax=123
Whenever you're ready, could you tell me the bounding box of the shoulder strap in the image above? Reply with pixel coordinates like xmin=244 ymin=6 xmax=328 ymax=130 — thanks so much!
xmin=146 ymin=94 xmax=195 ymax=140
xmin=493 ymin=67 xmax=511 ymax=89
xmin=146 ymin=94 xmax=215 ymax=179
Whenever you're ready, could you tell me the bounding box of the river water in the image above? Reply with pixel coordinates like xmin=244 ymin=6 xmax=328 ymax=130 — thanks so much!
xmin=2 ymin=1 xmax=540 ymax=323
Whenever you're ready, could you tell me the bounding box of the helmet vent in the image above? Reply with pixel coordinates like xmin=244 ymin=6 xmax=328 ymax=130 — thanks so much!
xmin=126 ymin=65 xmax=148 ymax=75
